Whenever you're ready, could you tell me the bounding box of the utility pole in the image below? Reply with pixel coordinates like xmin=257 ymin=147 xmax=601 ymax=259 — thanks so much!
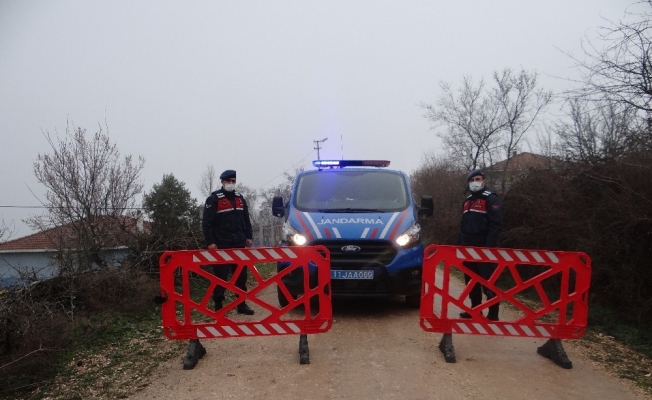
xmin=313 ymin=137 xmax=328 ymax=160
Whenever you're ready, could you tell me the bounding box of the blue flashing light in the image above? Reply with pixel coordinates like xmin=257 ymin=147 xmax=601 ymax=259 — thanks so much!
xmin=313 ymin=160 xmax=391 ymax=168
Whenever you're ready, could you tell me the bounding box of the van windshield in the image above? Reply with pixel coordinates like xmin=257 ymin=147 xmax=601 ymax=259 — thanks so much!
xmin=294 ymin=170 xmax=410 ymax=212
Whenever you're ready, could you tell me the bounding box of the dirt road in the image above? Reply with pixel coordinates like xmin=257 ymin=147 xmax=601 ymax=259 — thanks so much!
xmin=129 ymin=295 xmax=647 ymax=400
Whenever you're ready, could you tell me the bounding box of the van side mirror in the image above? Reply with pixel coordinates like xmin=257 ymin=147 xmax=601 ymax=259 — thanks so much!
xmin=272 ymin=196 xmax=285 ymax=217
xmin=418 ymin=195 xmax=433 ymax=217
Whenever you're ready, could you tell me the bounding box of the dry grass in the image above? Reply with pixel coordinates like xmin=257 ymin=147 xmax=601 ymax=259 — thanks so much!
xmin=17 ymin=322 xmax=185 ymax=400
xmin=573 ymin=330 xmax=652 ymax=398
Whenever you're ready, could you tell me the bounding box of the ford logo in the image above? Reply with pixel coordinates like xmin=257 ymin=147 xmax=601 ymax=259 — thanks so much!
xmin=341 ymin=245 xmax=361 ymax=253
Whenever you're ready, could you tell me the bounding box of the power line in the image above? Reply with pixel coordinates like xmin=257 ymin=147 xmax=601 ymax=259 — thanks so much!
xmin=255 ymin=149 xmax=313 ymax=190
xmin=0 ymin=205 xmax=145 ymax=210
xmin=3 ymin=151 xmax=315 ymax=211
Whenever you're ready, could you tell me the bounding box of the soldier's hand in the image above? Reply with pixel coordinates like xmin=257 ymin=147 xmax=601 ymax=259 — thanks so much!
xmin=246 ymin=239 xmax=253 ymax=247
xmin=207 ymin=244 xmax=217 ymax=250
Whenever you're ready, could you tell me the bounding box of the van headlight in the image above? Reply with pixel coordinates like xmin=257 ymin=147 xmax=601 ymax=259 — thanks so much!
xmin=395 ymin=223 xmax=421 ymax=248
xmin=282 ymin=222 xmax=307 ymax=246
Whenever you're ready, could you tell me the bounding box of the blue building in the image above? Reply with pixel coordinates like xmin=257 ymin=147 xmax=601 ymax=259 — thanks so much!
xmin=0 ymin=216 xmax=146 ymax=288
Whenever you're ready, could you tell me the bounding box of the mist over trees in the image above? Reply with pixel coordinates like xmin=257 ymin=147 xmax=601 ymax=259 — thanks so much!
xmin=8 ymin=1 xmax=651 ymax=331
xmin=571 ymin=1 xmax=652 ymax=115
xmin=553 ymin=97 xmax=640 ymax=163
xmin=255 ymin=169 xmax=302 ymax=246
xmin=421 ymin=68 xmax=552 ymax=175
xmin=413 ymin=2 xmax=652 ymax=329
xmin=3 ymin=3 xmax=652 ymax=392
xmin=198 ymin=164 xmax=217 ymax=197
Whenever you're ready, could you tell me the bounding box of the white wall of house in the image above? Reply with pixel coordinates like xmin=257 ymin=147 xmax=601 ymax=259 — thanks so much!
xmin=0 ymin=250 xmax=57 ymax=286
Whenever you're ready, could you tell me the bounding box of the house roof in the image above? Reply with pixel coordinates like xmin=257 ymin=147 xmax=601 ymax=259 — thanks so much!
xmin=489 ymin=152 xmax=558 ymax=172
xmin=0 ymin=216 xmax=148 ymax=252
xmin=0 ymin=229 xmax=59 ymax=252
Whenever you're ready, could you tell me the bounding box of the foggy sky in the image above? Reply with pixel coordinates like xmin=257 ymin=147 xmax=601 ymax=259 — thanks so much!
xmin=0 ymin=0 xmax=633 ymax=237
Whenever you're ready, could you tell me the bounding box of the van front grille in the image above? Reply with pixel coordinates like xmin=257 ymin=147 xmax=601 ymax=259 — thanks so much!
xmin=312 ymin=239 xmax=397 ymax=265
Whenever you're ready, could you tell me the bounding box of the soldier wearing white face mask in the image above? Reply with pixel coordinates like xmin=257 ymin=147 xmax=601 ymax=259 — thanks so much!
xmin=458 ymin=169 xmax=504 ymax=321
xmin=202 ymin=169 xmax=254 ymax=315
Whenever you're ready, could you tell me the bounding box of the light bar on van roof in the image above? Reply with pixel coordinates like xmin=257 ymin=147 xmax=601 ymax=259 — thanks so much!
xmin=312 ymin=160 xmax=391 ymax=168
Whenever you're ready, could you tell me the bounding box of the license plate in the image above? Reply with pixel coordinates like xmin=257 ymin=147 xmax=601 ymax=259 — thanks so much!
xmin=331 ymin=270 xmax=374 ymax=280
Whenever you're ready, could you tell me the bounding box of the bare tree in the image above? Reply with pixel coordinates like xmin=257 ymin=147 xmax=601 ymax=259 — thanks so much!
xmin=258 ymin=168 xmax=302 ymax=246
xmin=198 ymin=164 xmax=217 ymax=197
xmin=553 ymin=97 xmax=639 ymax=164
xmin=410 ymin=153 xmax=463 ymax=210
xmin=493 ymin=69 xmax=553 ymax=171
xmin=422 ymin=69 xmax=551 ymax=182
xmin=534 ymin=123 xmax=558 ymax=159
xmin=26 ymin=123 xmax=144 ymax=275
xmin=232 ymin=183 xmax=260 ymax=241
xmin=409 ymin=153 xmax=464 ymax=244
xmin=564 ymin=2 xmax=652 ymax=153
xmin=0 ymin=218 xmax=13 ymax=243
xmin=571 ymin=2 xmax=652 ymax=113
xmin=422 ymin=76 xmax=506 ymax=170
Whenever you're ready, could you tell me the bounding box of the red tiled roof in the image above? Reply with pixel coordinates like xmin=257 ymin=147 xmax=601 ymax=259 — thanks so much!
xmin=0 ymin=229 xmax=58 ymax=251
xmin=0 ymin=216 xmax=148 ymax=252
xmin=490 ymin=152 xmax=558 ymax=172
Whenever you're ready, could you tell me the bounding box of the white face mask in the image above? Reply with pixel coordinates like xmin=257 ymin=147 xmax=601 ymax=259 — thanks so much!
xmin=223 ymin=183 xmax=236 ymax=192
xmin=469 ymin=181 xmax=484 ymax=192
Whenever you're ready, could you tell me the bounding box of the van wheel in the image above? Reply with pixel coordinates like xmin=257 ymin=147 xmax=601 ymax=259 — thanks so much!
xmin=405 ymin=294 xmax=421 ymax=308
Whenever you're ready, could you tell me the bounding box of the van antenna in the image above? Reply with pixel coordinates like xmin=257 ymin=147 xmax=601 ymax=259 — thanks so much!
xmin=340 ymin=134 xmax=343 ymax=159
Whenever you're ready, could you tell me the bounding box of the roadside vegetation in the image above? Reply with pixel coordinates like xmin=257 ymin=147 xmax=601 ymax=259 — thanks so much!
xmin=2 ymin=1 xmax=652 ymax=398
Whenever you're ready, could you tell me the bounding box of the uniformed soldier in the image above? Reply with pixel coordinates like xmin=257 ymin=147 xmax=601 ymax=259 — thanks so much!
xmin=202 ymin=169 xmax=254 ymax=315
xmin=458 ymin=169 xmax=504 ymax=321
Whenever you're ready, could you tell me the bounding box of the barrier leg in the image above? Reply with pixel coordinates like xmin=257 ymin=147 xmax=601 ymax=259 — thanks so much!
xmin=537 ymin=339 xmax=572 ymax=369
xmin=183 ymin=339 xmax=207 ymax=370
xmin=299 ymin=334 xmax=310 ymax=364
xmin=438 ymin=333 xmax=456 ymax=363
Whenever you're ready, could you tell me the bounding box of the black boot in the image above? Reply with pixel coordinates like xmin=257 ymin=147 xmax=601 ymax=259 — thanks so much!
xmin=459 ymin=310 xmax=484 ymax=319
xmin=183 ymin=339 xmax=206 ymax=370
xmin=237 ymin=302 xmax=254 ymax=315
xmin=214 ymin=298 xmax=223 ymax=311
xmin=459 ymin=298 xmax=481 ymax=319
xmin=487 ymin=304 xmax=499 ymax=321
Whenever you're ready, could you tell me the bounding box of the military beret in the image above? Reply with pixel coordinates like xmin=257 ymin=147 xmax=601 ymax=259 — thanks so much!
xmin=220 ymin=170 xmax=236 ymax=180
xmin=466 ymin=169 xmax=484 ymax=181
